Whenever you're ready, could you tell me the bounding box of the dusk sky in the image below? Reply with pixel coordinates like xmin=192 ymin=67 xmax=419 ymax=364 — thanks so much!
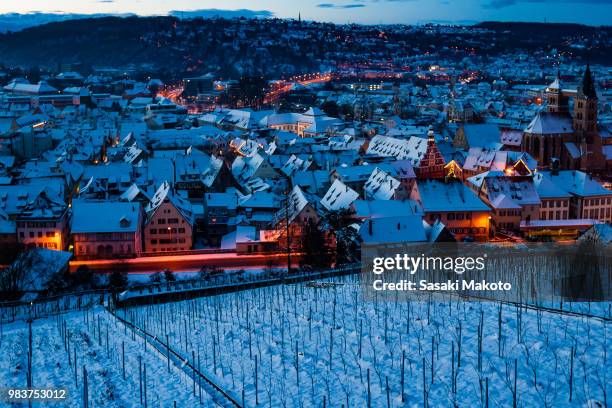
xmin=1 ymin=0 xmax=611 ymax=26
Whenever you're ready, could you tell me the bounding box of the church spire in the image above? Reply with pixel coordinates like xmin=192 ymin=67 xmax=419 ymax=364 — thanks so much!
xmin=577 ymin=63 xmax=597 ymax=99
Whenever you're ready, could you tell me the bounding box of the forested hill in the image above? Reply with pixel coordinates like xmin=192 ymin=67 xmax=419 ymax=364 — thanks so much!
xmin=0 ymin=16 xmax=609 ymax=77
xmin=0 ymin=17 xmax=178 ymax=71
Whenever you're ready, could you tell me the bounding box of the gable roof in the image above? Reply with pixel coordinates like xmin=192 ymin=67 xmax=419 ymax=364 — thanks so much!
xmin=321 ymin=179 xmax=359 ymax=211
xmin=417 ymin=179 xmax=490 ymax=212
xmin=525 ymin=112 xmax=573 ymax=135
xmin=0 ymin=184 xmax=66 ymax=218
xmin=353 ymin=199 xmax=422 ymax=219
xmin=461 ymin=124 xmax=502 ymax=149
xmin=119 ymin=183 xmax=151 ymax=202
xmin=291 ymin=170 xmax=331 ymax=194
xmin=467 ymin=172 xmax=541 ymax=208
xmin=359 ymin=215 xmax=427 ymax=243
xmin=72 ymin=200 xmax=140 ymax=233
xmin=272 ymin=185 xmax=317 ymax=226
xmin=532 ymin=172 xmax=572 ymax=199
xmin=232 ymin=153 xmax=266 ymax=184
xmin=364 ymin=168 xmax=400 ymax=200
xmin=145 ymin=181 xmax=194 ymax=224
xmin=280 ymin=154 xmax=312 ymax=177
xmin=540 ymin=170 xmax=612 ymax=197
xmin=365 ymin=135 xmax=428 ymax=166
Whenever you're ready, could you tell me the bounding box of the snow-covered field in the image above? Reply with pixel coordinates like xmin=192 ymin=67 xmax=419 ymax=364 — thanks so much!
xmin=1 ymin=275 xmax=609 ymax=407
xmin=0 ymin=307 xmax=210 ymax=407
xmin=120 ymin=275 xmax=610 ymax=407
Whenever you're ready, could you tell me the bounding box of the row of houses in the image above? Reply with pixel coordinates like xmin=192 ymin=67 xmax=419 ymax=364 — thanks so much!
xmin=1 ymin=69 xmax=611 ymax=263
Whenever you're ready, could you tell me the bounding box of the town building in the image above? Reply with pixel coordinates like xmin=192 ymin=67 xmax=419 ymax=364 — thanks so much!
xmin=537 ymin=170 xmax=612 ymax=222
xmin=410 ymin=179 xmax=491 ymax=241
xmin=413 ymin=128 xmax=446 ymax=179
xmin=0 ymin=185 xmax=71 ymax=250
xmin=260 ymin=107 xmax=343 ymax=137
xmin=71 ymin=201 xmax=143 ymax=259
xmin=523 ymin=65 xmax=606 ymax=172
xmin=466 ymin=171 xmax=541 ymax=233
xmin=143 ymin=181 xmax=194 ymax=252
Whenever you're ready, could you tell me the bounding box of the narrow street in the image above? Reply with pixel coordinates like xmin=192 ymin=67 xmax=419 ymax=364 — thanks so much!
xmin=70 ymin=251 xmax=301 ymax=273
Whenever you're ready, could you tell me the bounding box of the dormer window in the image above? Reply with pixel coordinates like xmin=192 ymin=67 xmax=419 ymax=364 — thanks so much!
xmin=120 ymin=216 xmax=130 ymax=228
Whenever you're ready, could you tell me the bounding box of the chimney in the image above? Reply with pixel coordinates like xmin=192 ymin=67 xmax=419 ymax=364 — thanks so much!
xmin=368 ymin=219 xmax=373 ymax=235
xmin=550 ymin=158 xmax=560 ymax=176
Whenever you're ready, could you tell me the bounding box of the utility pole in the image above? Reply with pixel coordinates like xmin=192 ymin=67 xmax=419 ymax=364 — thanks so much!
xmin=285 ymin=192 xmax=291 ymax=275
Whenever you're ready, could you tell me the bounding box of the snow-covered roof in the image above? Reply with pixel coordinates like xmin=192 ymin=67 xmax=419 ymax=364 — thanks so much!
xmin=353 ymin=199 xmax=422 ymax=219
xmin=205 ymin=189 xmax=245 ymax=210
xmin=525 ymin=112 xmax=573 ymax=135
xmin=364 ymin=168 xmax=400 ymax=200
xmin=359 ymin=215 xmax=427 ymax=243
xmin=280 ymin=154 xmax=312 ymax=177
xmin=0 ymin=184 xmax=66 ymax=219
xmin=72 ymin=200 xmax=140 ymax=233
xmin=0 ymin=208 xmax=15 ymax=234
xmin=460 ymin=124 xmax=502 ymax=149
xmin=232 ymin=153 xmax=266 ymax=184
xmin=259 ymin=107 xmax=343 ymax=134
xmin=220 ymin=225 xmax=258 ymax=249
xmin=274 ymin=185 xmax=311 ymax=225
xmin=83 ymin=162 xmax=132 ymax=182
xmin=321 ymin=179 xmax=359 ymax=211
xmin=365 ymin=135 xmax=427 ymax=166
xmin=500 ymin=130 xmax=522 ymax=146
xmin=124 ymin=145 xmax=144 ymax=164
xmin=423 ymin=219 xmax=448 ymax=242
xmin=463 ymin=148 xmax=506 ymax=172
xmin=532 ymin=172 xmax=572 ymax=199
xmin=579 ymin=223 xmax=612 ymax=245
xmin=3 ymin=80 xmax=58 ymax=94
xmin=218 ymin=108 xmax=273 ymax=130
xmin=119 ymin=183 xmax=150 ymax=202
xmin=291 ymin=170 xmax=330 ymax=194
xmin=564 ymin=142 xmax=582 ymax=159
xmin=539 ymin=170 xmax=612 ymax=198
xmin=463 ymin=148 xmax=536 ymax=174
xmin=239 ymin=191 xmax=280 ymax=209
xmin=417 ymin=179 xmax=490 ymax=212
xmin=467 ymin=172 xmax=541 ymax=208
xmin=145 ymin=181 xmax=193 ymax=223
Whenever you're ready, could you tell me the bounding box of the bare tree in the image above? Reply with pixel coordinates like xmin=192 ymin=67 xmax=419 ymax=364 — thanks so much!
xmin=0 ymin=248 xmax=38 ymax=299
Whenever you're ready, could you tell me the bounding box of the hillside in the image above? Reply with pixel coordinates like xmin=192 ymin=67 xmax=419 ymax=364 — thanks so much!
xmin=0 ymin=16 xmax=609 ymax=77
xmin=0 ymin=16 xmax=176 ymax=70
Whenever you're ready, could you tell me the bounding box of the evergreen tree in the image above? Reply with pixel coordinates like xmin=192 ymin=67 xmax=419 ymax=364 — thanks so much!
xmin=300 ymin=219 xmax=331 ymax=269
xmin=164 ymin=269 xmax=176 ymax=282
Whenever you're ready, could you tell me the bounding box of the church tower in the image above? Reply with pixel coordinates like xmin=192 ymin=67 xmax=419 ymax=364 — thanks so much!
xmin=573 ymin=64 xmax=597 ymax=134
xmin=415 ymin=127 xmax=446 ymax=179
xmin=545 ymin=70 xmax=568 ymax=113
xmin=571 ymin=64 xmax=605 ymax=171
